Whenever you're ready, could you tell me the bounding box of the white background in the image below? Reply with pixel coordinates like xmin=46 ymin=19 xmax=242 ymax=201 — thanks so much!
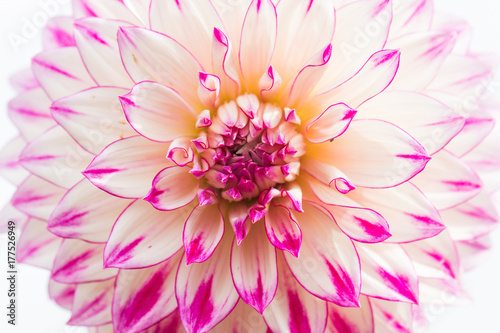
xmin=0 ymin=0 xmax=499 ymax=332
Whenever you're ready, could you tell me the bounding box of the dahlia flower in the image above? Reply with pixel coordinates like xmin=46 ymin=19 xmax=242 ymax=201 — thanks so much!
xmin=1 ymin=0 xmax=499 ymax=332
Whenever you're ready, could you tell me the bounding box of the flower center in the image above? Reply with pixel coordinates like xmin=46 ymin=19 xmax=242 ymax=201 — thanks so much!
xmin=189 ymin=94 xmax=305 ymax=203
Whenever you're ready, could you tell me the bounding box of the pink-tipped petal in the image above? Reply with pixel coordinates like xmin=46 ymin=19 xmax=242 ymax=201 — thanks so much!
xmin=51 ymin=239 xmax=117 ymax=284
xmin=263 ymin=253 xmax=328 ymax=333
xmin=84 ymin=136 xmax=170 ymax=199
xmin=48 ymin=279 xmax=76 ymax=310
xmin=371 ymin=298 xmax=413 ymax=333
xmin=68 ymin=278 xmax=115 ymax=326
xmin=32 ymin=47 xmax=95 ymax=100
xmin=176 ymin=235 xmax=239 ymax=333
xmin=112 ymin=251 xmax=182 ymax=333
xmin=183 ymin=204 xmax=225 ymax=264
xmin=231 ymin=222 xmax=277 ymax=314
xmin=51 ymin=86 xmax=136 ymax=154
xmin=146 ymin=166 xmax=199 ymax=211
xmin=48 ymin=179 xmax=133 ymax=243
xmin=356 ymin=242 xmax=419 ymax=304
xmin=412 ymin=150 xmax=482 ymax=210
xmin=264 ymin=204 xmax=302 ymax=257
xmin=0 ymin=136 xmax=29 ymax=186
xmin=43 ymin=16 xmax=76 ymax=50
xmin=284 ymin=202 xmax=361 ymax=306
xmin=304 ymin=103 xmax=356 ymax=143
xmin=104 ymin=200 xmax=194 ymax=269
xmin=326 ymin=295 xmax=374 ymax=333
xmin=17 ymin=218 xmax=62 ymax=270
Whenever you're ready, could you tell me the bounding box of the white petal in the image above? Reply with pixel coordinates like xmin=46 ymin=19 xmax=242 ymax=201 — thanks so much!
xmin=32 ymin=47 xmax=95 ymax=100
xmin=51 ymin=86 xmax=137 ymax=154
xmin=73 ymin=0 xmax=142 ymax=25
xmin=388 ymin=0 xmax=433 ymax=39
xmin=20 ymin=126 xmax=94 ymax=188
xmin=304 ymin=103 xmax=356 ymax=143
xmin=120 ymin=81 xmax=198 ymax=142
xmin=74 ymin=17 xmax=135 ymax=86
xmin=308 ymin=119 xmax=430 ymax=188
xmin=83 ymin=136 xmax=171 ymax=199
xmin=150 ymin=0 xmax=224 ymax=72
xmin=412 ymin=150 xmax=482 ymax=210
xmin=104 ymin=200 xmax=194 ymax=269
xmin=43 ymin=16 xmax=76 ymax=49
xmin=357 ymin=91 xmax=465 ymax=154
xmin=0 ymin=136 xmax=29 ymax=186
xmin=239 ymin=0 xmax=277 ymax=92
xmin=48 ymin=179 xmax=133 ymax=243
xmin=317 ymin=0 xmax=393 ymax=92
xmin=273 ymin=0 xmax=335 ymax=85
xmin=118 ymin=26 xmax=203 ymax=107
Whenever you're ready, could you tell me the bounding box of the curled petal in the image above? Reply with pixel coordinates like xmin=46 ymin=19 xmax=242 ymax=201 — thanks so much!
xmin=304 ymin=103 xmax=356 ymax=143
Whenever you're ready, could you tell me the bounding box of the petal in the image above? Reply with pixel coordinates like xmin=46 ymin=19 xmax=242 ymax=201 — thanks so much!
xmin=445 ymin=115 xmax=495 ymax=157
xmin=308 ymin=180 xmax=391 ymax=243
xmin=83 ymin=136 xmax=170 ymax=199
xmin=43 ymin=16 xmax=77 ymax=49
xmin=117 ymin=26 xmax=203 ymax=106
xmin=357 ymin=91 xmax=465 ymax=154
xmin=284 ymin=202 xmax=361 ymax=306
xmin=123 ymin=0 xmax=151 ymax=26
xmin=145 ymin=166 xmax=200 ymax=211
xmin=298 ymin=156 xmax=355 ymax=194
xmin=371 ymin=298 xmax=413 ymax=333
xmin=68 ymin=278 xmax=115 ymax=326
xmin=48 ymin=179 xmax=133 ymax=243
xmin=210 ymin=300 xmax=268 ymax=333
xmin=228 ymin=201 xmax=252 ymax=244
xmin=411 ymin=150 xmax=482 ymax=210
xmin=387 ymin=31 xmax=456 ymax=90
xmin=455 ymin=234 xmax=492 ymax=271
xmin=74 ymin=17 xmax=134 ymax=86
xmin=273 ymin=0 xmax=335 ymax=85
xmin=347 ymin=183 xmax=445 ymax=243
xmin=150 ymin=0 xmax=224 ymax=72
xmin=0 ymin=136 xmax=29 ymax=186
xmin=184 ymin=204 xmax=225 ymax=264
xmin=440 ymin=191 xmax=499 ymax=241
xmin=326 ymin=295 xmax=374 ymax=333
xmin=212 ymin=28 xmax=240 ymax=99
xmin=48 ymin=279 xmax=76 ymax=310
xmin=120 ymin=81 xmax=198 ymax=142
xmin=12 ymin=175 xmax=67 ymax=220
xmin=51 ymin=239 xmax=117 ymax=283
xmin=317 ymin=0 xmax=393 ymax=92
xmin=264 ymin=204 xmax=302 ymax=257
xmin=141 ymin=310 xmax=186 ymax=333
xmin=388 ymin=0 xmax=433 ymax=39
xmin=20 ymin=126 xmax=94 ymax=188
xmin=32 ymin=47 xmax=95 ymax=100
xmin=303 ymin=49 xmax=400 ymax=120
xmin=113 ymin=251 xmax=182 ymax=333
xmin=9 ymin=68 xmax=39 ymax=93
xmin=231 ymin=222 xmax=277 ymax=314
xmin=307 ymin=119 xmax=430 ymax=188
xmin=304 ymin=103 xmax=356 ymax=143
xmin=0 ymin=204 xmax=28 ymax=231
xmin=263 ymin=253 xmax=328 ymax=333
xmin=51 ymin=86 xmax=137 ymax=154
xmin=402 ymin=231 xmax=459 ymax=280
xmin=17 ymin=218 xmax=62 ymax=270
xmin=7 ymin=87 xmax=55 ymax=141
xmin=73 ymin=0 xmax=142 ymax=25
xmin=176 ymin=235 xmax=239 ymax=333
xmin=239 ymin=0 xmax=277 ymax=92
xmin=356 ymin=242 xmax=419 ymax=303
xmin=104 ymin=200 xmax=194 ymax=269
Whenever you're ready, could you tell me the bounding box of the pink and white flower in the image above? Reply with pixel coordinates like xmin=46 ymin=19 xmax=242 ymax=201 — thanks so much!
xmin=1 ymin=0 xmax=499 ymax=332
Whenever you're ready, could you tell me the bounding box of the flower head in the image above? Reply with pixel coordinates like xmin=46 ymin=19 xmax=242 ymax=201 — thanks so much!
xmin=1 ymin=0 xmax=499 ymax=332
